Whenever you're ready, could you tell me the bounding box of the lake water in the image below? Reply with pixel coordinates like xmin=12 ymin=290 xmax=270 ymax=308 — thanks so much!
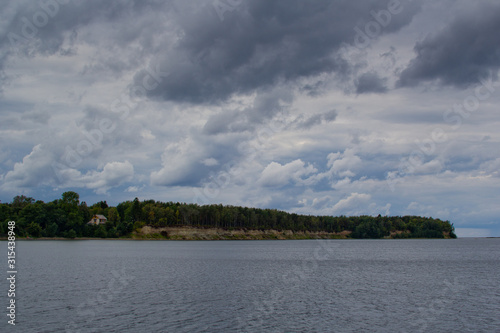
xmin=2 ymin=238 xmax=499 ymax=332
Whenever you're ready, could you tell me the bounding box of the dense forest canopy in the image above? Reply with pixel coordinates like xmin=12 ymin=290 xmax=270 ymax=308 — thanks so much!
xmin=0 ymin=192 xmax=456 ymax=239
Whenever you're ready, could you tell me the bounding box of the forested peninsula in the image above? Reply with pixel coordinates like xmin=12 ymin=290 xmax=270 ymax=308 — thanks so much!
xmin=0 ymin=192 xmax=457 ymax=240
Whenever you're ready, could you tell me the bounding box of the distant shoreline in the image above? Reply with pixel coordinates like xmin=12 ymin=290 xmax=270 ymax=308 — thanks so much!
xmin=0 ymin=225 xmax=460 ymax=241
xmin=1 ymin=192 xmax=458 ymax=239
xmin=5 ymin=236 xmax=499 ymax=240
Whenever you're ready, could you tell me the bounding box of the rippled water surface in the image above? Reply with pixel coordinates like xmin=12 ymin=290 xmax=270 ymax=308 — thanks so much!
xmin=2 ymin=238 xmax=500 ymax=332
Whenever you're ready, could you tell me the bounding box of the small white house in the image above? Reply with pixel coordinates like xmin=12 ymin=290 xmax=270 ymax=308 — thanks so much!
xmin=88 ymin=214 xmax=108 ymax=225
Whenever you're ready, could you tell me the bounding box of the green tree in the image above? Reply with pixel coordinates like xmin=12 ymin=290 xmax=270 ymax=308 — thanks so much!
xmin=12 ymin=195 xmax=34 ymax=209
xmin=107 ymin=207 xmax=120 ymax=226
xmin=61 ymin=191 xmax=80 ymax=207
xmin=352 ymin=220 xmax=387 ymax=239
xmin=19 ymin=203 xmax=46 ymax=228
xmin=94 ymin=225 xmax=107 ymax=238
xmin=107 ymin=227 xmax=118 ymax=238
xmin=26 ymin=222 xmax=42 ymax=238
xmin=66 ymin=211 xmax=83 ymax=235
xmin=67 ymin=229 xmax=77 ymax=239
xmin=46 ymin=223 xmax=58 ymax=237
xmin=79 ymin=202 xmax=92 ymax=225
xmin=0 ymin=204 xmax=12 ymax=223
xmin=132 ymin=198 xmax=142 ymax=222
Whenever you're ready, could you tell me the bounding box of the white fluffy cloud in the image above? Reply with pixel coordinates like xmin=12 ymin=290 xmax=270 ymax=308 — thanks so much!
xmin=150 ymin=138 xmax=203 ymax=187
xmin=332 ymin=192 xmax=371 ymax=215
xmin=80 ymin=161 xmax=134 ymax=194
xmin=1 ymin=144 xmax=55 ymax=190
xmin=1 ymin=143 xmax=134 ymax=195
xmin=259 ymin=159 xmax=317 ymax=187
xmin=327 ymin=148 xmax=362 ymax=178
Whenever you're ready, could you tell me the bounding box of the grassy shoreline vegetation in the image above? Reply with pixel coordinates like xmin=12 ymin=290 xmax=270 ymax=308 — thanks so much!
xmin=0 ymin=192 xmax=457 ymax=240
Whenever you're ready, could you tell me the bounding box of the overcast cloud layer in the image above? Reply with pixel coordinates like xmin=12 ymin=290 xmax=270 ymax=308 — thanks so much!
xmin=1 ymin=0 xmax=499 ymax=237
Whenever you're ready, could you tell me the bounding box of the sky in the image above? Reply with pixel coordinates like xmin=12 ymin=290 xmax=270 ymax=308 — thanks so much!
xmin=0 ymin=0 xmax=499 ymax=237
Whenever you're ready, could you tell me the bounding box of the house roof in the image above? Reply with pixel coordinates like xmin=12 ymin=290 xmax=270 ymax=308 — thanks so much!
xmin=94 ymin=214 xmax=107 ymax=219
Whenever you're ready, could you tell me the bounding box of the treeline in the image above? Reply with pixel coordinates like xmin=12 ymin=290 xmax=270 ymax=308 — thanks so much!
xmin=0 ymin=192 xmax=456 ymax=239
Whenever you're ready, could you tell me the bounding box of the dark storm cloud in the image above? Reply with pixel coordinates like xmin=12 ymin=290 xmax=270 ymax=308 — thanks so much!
xmin=0 ymin=0 xmax=170 ymax=75
xmin=1 ymin=0 xmax=421 ymax=100
xmin=355 ymin=71 xmax=388 ymax=94
xmin=140 ymin=0 xmax=421 ymax=104
xmin=398 ymin=2 xmax=500 ymax=88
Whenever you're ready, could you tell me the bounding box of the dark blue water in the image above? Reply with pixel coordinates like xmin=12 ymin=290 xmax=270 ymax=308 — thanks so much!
xmin=1 ymin=239 xmax=499 ymax=332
